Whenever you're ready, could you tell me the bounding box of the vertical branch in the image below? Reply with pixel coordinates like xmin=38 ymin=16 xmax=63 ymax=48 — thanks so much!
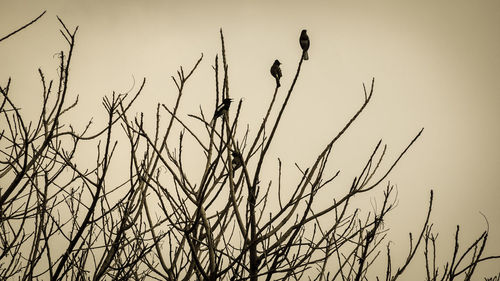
xmin=52 ymin=93 xmax=117 ymax=281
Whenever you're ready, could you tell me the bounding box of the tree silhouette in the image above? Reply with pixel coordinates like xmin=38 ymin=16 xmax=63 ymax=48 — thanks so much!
xmin=0 ymin=13 xmax=498 ymax=281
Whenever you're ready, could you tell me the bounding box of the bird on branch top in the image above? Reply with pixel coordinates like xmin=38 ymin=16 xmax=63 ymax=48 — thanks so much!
xmin=213 ymin=98 xmax=233 ymax=120
xmin=300 ymin=29 xmax=310 ymax=60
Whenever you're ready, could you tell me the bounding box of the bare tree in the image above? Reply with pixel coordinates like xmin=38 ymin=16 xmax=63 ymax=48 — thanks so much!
xmin=1 ymin=13 xmax=498 ymax=281
xmin=1 ymin=14 xmax=151 ymax=280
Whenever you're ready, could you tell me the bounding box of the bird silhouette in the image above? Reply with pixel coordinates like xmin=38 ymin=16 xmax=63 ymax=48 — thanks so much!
xmin=300 ymin=29 xmax=310 ymax=60
xmin=270 ymin=60 xmax=282 ymax=88
xmin=231 ymin=151 xmax=243 ymax=171
xmin=213 ymin=98 xmax=232 ymax=120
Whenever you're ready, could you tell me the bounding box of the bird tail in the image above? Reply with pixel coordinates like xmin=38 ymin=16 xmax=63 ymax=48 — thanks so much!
xmin=276 ymin=78 xmax=281 ymax=88
xmin=303 ymin=51 xmax=309 ymax=60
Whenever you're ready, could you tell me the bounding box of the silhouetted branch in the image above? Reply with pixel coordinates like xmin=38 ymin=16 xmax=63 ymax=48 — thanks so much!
xmin=0 ymin=11 xmax=46 ymax=43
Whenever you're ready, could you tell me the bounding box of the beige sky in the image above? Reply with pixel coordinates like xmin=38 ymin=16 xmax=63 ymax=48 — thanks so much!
xmin=1 ymin=0 xmax=499 ymax=278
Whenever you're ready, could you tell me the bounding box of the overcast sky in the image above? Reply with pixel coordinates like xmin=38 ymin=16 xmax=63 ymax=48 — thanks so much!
xmin=1 ymin=0 xmax=499 ymax=278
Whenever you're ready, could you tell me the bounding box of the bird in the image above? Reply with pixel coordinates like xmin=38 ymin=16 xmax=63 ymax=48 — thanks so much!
xmin=231 ymin=151 xmax=243 ymax=171
xmin=300 ymin=29 xmax=310 ymax=60
xmin=213 ymin=98 xmax=232 ymax=120
xmin=270 ymin=60 xmax=282 ymax=88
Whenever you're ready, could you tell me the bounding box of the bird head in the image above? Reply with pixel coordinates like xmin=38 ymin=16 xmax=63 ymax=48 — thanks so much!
xmin=223 ymin=98 xmax=233 ymax=105
xmin=231 ymin=151 xmax=240 ymax=157
xmin=301 ymin=29 xmax=307 ymax=35
xmin=274 ymin=59 xmax=281 ymax=65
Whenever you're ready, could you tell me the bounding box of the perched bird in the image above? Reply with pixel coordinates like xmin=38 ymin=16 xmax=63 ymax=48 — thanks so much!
xmin=300 ymin=29 xmax=310 ymax=60
xmin=213 ymin=98 xmax=232 ymax=120
xmin=231 ymin=151 xmax=243 ymax=171
xmin=270 ymin=60 xmax=282 ymax=88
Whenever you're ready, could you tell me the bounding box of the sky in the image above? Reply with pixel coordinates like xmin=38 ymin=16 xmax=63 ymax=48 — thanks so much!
xmin=1 ymin=0 xmax=499 ymax=278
